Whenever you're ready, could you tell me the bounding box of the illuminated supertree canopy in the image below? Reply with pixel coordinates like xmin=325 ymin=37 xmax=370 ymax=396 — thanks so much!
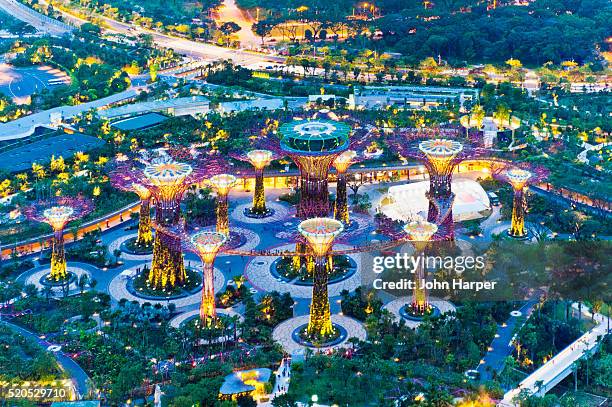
xmin=495 ymin=164 xmax=547 ymax=239
xmin=332 ymin=150 xmax=357 ymax=224
xmin=24 ymin=196 xmax=93 ymax=282
xmin=403 ymin=220 xmax=438 ymax=316
xmin=208 ymin=173 xmax=237 ymax=236
xmin=298 ymin=217 xmax=344 ymax=338
xmin=279 ymin=119 xmax=351 ymax=219
xmin=111 ymin=152 xmax=225 ymax=291
xmin=245 ymin=149 xmax=275 ymax=216
xmin=190 ymin=231 xmax=227 ymax=325
xmin=391 ymin=130 xmax=484 ymax=240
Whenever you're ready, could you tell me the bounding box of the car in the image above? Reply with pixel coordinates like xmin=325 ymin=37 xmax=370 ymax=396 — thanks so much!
xmin=487 ymin=191 xmax=500 ymax=206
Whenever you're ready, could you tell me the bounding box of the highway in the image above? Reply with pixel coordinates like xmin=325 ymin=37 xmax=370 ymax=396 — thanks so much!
xmin=0 ymin=0 xmax=72 ymax=36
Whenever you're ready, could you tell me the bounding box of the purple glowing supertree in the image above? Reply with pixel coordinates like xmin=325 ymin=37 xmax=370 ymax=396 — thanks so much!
xmin=279 ymin=119 xmax=352 ymax=219
xmin=390 ymin=128 xmax=485 ymax=240
xmin=23 ymin=196 xmax=93 ymax=282
xmin=110 ymin=151 xmax=227 ymax=290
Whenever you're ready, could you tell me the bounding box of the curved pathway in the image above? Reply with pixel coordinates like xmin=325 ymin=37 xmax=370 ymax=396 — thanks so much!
xmin=108 ymin=265 xmax=224 ymax=307
xmin=244 ymin=243 xmax=362 ymax=298
xmin=169 ymin=307 xmax=244 ymax=328
xmin=272 ymin=314 xmax=366 ymax=355
xmin=501 ymin=303 xmax=610 ymax=404
xmin=0 ymin=320 xmax=91 ymax=398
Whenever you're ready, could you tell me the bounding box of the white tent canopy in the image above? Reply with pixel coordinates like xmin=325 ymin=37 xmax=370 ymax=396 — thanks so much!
xmin=380 ymin=179 xmax=491 ymax=222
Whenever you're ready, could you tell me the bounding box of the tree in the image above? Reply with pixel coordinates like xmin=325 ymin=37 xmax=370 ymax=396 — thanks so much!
xmin=77 ymin=274 xmax=89 ymax=294
xmin=272 ymin=393 xmax=297 ymax=407
xmin=252 ymin=21 xmax=273 ymax=46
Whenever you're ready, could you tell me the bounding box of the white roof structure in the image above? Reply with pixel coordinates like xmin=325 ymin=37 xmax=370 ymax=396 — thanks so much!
xmin=380 ymin=179 xmax=490 ymax=222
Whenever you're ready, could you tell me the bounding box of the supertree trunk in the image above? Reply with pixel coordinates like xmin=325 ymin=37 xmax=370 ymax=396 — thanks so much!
xmin=427 ymin=177 xmax=455 ymax=241
xmin=136 ymin=197 xmax=153 ymax=247
xmin=149 ymin=200 xmax=185 ymax=290
xmin=251 ymin=169 xmax=267 ymax=215
xmin=334 ymin=173 xmax=349 ymax=224
xmin=50 ymin=229 xmax=68 ymax=281
xmin=412 ymin=242 xmax=428 ymax=314
xmin=216 ymin=194 xmax=230 ymax=236
xmin=307 ymin=255 xmax=334 ymax=337
xmin=510 ymin=187 xmax=527 ymax=238
xmin=298 ymin=176 xmax=329 ymax=219
xmin=199 ymin=261 xmax=217 ymax=325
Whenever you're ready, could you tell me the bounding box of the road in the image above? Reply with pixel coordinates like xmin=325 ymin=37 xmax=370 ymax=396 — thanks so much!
xmin=501 ymin=304 xmax=610 ymax=404
xmin=41 ymin=0 xmax=281 ymax=66
xmin=1 ymin=320 xmax=92 ymax=398
xmin=0 ymin=0 xmax=72 ymax=36
xmin=0 ymin=87 xmax=139 ymax=140
xmin=214 ymin=0 xmax=259 ymax=49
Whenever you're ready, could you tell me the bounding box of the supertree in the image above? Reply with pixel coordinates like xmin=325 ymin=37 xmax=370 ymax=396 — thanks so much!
xmin=208 ymin=173 xmax=237 ymax=236
xmin=403 ymin=220 xmax=438 ymax=315
xmin=23 ymin=196 xmax=93 ymax=282
xmin=111 ymin=175 xmax=153 ymax=249
xmin=279 ymin=119 xmax=351 ymax=219
xmin=332 ymin=150 xmax=357 ymax=224
xmin=111 ymin=152 xmax=221 ymax=291
xmin=392 ymin=131 xmax=484 ymax=240
xmin=494 ymin=164 xmax=547 ymax=239
xmin=238 ymin=149 xmax=276 ymax=217
xmin=298 ymin=217 xmax=344 ymax=338
xmin=189 ymin=231 xmax=227 ymax=325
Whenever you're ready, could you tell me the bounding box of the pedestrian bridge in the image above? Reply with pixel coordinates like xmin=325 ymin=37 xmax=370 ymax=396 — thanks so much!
xmin=501 ymin=306 xmax=609 ymax=405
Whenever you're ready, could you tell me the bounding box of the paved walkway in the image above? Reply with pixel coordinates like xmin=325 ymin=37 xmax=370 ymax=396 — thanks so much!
xmin=272 ymin=314 xmax=366 ymax=355
xmin=107 ymin=265 xmax=225 ymax=308
xmin=244 ymin=243 xmax=362 ymax=298
xmin=476 ymin=297 xmax=540 ymax=381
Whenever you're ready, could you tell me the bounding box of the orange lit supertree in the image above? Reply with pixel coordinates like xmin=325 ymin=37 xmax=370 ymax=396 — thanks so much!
xmin=111 ymin=174 xmax=153 ymax=249
xmin=403 ymin=220 xmax=438 ymax=316
xmin=208 ymin=173 xmax=237 ymax=236
xmin=111 ymin=152 xmax=225 ymax=290
xmin=391 ymin=129 xmax=485 ymax=240
xmin=298 ymin=217 xmax=344 ymax=338
xmin=231 ymin=149 xmax=279 ymax=218
xmin=23 ymin=196 xmax=93 ymax=282
xmin=494 ymin=163 xmax=547 ymax=239
xmin=189 ymin=231 xmax=227 ymax=325
xmin=332 ymin=150 xmax=358 ymax=224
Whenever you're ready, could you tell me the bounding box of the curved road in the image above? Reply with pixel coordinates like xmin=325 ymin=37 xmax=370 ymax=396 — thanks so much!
xmin=1 ymin=320 xmax=91 ymax=398
xmin=39 ymin=0 xmax=281 ymax=66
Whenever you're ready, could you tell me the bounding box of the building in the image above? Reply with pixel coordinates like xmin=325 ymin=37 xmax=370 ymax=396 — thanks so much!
xmin=349 ymin=85 xmax=479 ymax=110
xmin=219 ymin=368 xmax=272 ymax=401
xmin=379 ymin=178 xmax=491 ymax=222
xmin=98 ymin=96 xmax=211 ymax=120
